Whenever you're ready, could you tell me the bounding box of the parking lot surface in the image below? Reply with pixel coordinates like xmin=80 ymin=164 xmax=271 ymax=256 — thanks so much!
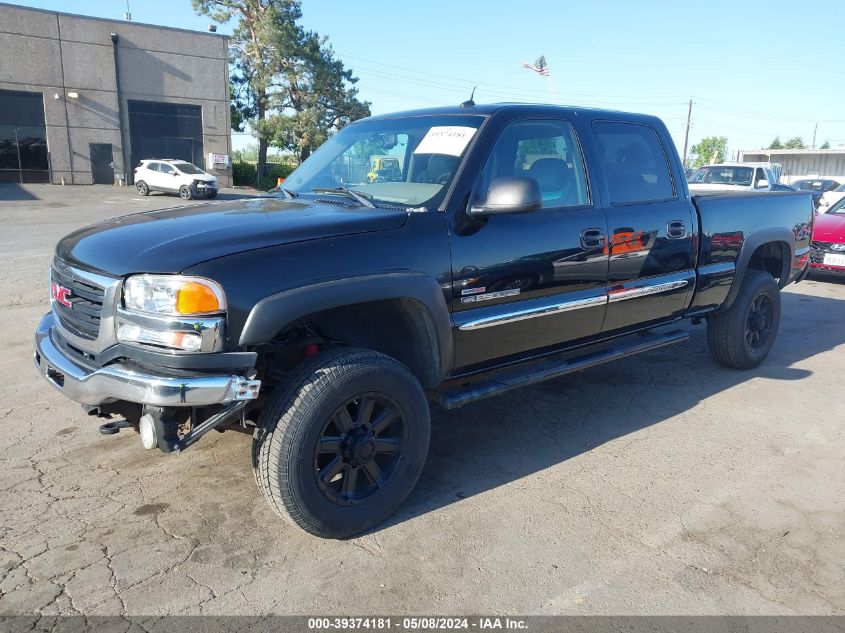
xmin=0 ymin=184 xmax=843 ymax=616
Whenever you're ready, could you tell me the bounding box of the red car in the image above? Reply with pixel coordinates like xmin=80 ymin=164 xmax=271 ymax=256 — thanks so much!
xmin=810 ymin=197 xmax=845 ymax=275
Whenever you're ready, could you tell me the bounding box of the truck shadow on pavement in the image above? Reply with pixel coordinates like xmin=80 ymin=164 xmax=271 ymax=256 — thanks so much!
xmin=0 ymin=183 xmax=40 ymax=201
xmin=385 ymin=288 xmax=845 ymax=530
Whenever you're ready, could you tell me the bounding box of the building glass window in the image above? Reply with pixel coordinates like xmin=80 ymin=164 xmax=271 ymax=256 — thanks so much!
xmin=0 ymin=91 xmax=49 ymax=183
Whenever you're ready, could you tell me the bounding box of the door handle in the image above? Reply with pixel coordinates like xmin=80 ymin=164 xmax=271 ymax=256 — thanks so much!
xmin=580 ymin=228 xmax=606 ymax=249
xmin=667 ymin=220 xmax=687 ymax=239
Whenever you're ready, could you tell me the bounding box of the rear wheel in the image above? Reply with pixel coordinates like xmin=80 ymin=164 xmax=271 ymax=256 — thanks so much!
xmin=179 ymin=185 xmax=194 ymax=200
xmin=253 ymin=348 xmax=430 ymax=539
xmin=136 ymin=181 xmax=149 ymax=196
xmin=707 ymin=270 xmax=781 ymax=369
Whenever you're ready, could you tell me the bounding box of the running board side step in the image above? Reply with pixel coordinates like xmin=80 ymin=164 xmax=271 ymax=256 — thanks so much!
xmin=431 ymin=329 xmax=689 ymax=410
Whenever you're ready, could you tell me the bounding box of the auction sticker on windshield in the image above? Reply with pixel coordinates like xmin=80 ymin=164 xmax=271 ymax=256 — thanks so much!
xmin=413 ymin=126 xmax=477 ymax=156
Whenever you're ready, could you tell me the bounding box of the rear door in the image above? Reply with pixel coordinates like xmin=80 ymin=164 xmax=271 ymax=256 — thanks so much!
xmin=143 ymin=162 xmax=162 ymax=188
xmin=592 ymin=120 xmax=695 ymax=332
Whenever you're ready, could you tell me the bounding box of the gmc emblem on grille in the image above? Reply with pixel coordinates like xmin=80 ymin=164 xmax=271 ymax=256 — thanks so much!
xmin=51 ymin=281 xmax=72 ymax=308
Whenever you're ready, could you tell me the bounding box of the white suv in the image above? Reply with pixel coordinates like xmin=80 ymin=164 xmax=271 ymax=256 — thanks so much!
xmin=134 ymin=159 xmax=219 ymax=200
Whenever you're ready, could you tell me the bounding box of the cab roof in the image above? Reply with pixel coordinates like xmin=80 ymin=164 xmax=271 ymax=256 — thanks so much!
xmin=361 ymin=102 xmax=662 ymax=126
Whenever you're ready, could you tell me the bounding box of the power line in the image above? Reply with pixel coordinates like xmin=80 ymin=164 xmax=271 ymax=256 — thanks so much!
xmin=342 ymin=52 xmax=689 ymax=103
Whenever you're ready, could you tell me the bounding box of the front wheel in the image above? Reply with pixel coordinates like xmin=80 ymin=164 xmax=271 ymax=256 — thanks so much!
xmin=136 ymin=181 xmax=149 ymax=196
xmin=253 ymin=348 xmax=430 ymax=539
xmin=179 ymin=184 xmax=194 ymax=200
xmin=707 ymin=270 xmax=781 ymax=369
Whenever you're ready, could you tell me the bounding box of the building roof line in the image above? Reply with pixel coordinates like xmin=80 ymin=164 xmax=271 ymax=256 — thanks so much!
xmin=0 ymin=1 xmax=229 ymax=40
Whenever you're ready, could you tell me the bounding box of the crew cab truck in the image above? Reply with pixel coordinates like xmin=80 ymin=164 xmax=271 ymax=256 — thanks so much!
xmin=34 ymin=104 xmax=814 ymax=539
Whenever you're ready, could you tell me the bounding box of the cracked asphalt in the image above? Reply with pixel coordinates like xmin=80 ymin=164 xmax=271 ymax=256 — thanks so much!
xmin=0 ymin=184 xmax=843 ymax=617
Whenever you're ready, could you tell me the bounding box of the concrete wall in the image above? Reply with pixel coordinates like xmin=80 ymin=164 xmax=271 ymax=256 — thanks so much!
xmin=0 ymin=3 xmax=232 ymax=186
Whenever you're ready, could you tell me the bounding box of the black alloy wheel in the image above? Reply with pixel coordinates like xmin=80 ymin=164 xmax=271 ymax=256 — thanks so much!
xmin=745 ymin=293 xmax=774 ymax=351
xmin=314 ymin=394 xmax=406 ymax=505
xmin=252 ymin=347 xmax=430 ymax=538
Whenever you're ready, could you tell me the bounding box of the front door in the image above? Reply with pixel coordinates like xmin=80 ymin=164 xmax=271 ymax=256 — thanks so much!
xmin=89 ymin=143 xmax=114 ymax=184
xmin=450 ymin=118 xmax=609 ymax=371
xmin=591 ymin=120 xmax=695 ymax=333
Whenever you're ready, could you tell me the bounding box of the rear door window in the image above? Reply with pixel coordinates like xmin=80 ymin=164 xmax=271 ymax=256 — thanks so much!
xmin=592 ymin=121 xmax=675 ymax=204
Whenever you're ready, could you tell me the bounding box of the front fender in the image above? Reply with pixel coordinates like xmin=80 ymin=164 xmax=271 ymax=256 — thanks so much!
xmin=239 ymin=271 xmax=453 ymax=381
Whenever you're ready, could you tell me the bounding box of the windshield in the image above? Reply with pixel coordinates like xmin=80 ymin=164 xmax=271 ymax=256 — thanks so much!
xmin=688 ymin=166 xmax=753 ymax=186
xmin=829 ymin=197 xmax=845 ymax=215
xmin=280 ymin=115 xmax=485 ymax=207
xmin=793 ymin=180 xmax=827 ymax=192
xmin=174 ymin=162 xmax=205 ymax=175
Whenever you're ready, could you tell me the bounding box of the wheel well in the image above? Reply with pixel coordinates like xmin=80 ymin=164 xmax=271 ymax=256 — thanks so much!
xmin=746 ymin=241 xmax=790 ymax=287
xmin=269 ymin=299 xmax=442 ymax=389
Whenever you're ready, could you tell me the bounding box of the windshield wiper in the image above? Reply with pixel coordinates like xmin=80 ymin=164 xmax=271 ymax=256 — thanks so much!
xmin=267 ymin=187 xmax=299 ymax=200
xmin=312 ymin=187 xmax=375 ymax=209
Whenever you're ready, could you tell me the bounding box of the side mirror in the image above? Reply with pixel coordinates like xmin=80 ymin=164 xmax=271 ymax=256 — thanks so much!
xmin=470 ymin=176 xmax=542 ymax=218
xmin=756 ymin=179 xmax=769 ymax=189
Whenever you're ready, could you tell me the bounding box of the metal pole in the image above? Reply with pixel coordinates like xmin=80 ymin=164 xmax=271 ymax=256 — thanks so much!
xmin=111 ymin=33 xmax=130 ymax=185
xmin=546 ymin=72 xmax=558 ymax=104
xmin=811 ymin=123 xmax=817 ymax=149
xmin=682 ymin=98 xmax=692 ymax=168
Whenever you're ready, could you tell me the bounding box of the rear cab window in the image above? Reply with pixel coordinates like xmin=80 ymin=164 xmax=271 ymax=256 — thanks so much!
xmin=592 ymin=121 xmax=675 ymax=205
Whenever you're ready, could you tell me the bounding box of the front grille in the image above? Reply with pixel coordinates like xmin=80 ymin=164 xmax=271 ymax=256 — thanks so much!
xmin=51 ymin=266 xmax=107 ymax=340
xmin=810 ymin=242 xmax=831 ymax=264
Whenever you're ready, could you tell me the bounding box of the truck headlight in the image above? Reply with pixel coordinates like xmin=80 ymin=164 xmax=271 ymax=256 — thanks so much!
xmin=123 ymin=275 xmax=226 ymax=316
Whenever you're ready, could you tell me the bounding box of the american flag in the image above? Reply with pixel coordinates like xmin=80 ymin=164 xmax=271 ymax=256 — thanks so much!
xmin=521 ymin=55 xmax=550 ymax=76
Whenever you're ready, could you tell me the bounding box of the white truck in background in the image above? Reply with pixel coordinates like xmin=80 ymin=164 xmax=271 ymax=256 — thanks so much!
xmin=687 ymin=162 xmax=783 ymax=194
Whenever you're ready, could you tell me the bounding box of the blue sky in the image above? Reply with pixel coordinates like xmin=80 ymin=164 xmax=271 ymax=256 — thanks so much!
xmin=14 ymin=0 xmax=845 ymax=156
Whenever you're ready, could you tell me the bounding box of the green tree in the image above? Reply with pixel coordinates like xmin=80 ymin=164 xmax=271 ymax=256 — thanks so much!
xmin=768 ymin=136 xmax=783 ymax=150
xmin=784 ymin=137 xmax=805 ymax=149
xmin=820 ymin=140 xmax=831 ymax=149
xmin=193 ymin=0 xmax=286 ymax=185
xmin=262 ymin=31 xmax=370 ymax=162
xmin=193 ymin=0 xmax=370 ymax=179
xmin=689 ymin=136 xmax=728 ymax=168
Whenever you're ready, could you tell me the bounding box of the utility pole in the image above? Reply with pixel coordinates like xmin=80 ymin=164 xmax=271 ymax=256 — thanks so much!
xmin=682 ymin=98 xmax=693 ymax=168
xmin=811 ymin=123 xmax=818 ymax=149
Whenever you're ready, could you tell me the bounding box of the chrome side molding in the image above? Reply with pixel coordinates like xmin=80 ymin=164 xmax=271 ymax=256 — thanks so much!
xmin=607 ymin=279 xmax=689 ymax=303
xmin=459 ymin=295 xmax=607 ymax=331
xmin=458 ymin=276 xmax=691 ymax=330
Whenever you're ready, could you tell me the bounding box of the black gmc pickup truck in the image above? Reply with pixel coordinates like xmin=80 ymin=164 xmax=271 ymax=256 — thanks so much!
xmin=35 ymin=103 xmax=813 ymax=538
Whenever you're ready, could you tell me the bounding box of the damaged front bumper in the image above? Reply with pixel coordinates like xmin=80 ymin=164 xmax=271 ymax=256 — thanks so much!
xmin=34 ymin=313 xmax=261 ymax=408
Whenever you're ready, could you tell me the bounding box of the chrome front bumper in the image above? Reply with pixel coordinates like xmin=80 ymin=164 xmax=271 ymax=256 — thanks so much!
xmin=34 ymin=313 xmax=260 ymax=407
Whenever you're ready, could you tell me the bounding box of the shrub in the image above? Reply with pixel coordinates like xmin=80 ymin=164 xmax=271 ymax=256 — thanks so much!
xmin=232 ymin=161 xmax=296 ymax=190
xmin=232 ymin=161 xmax=256 ymax=187
xmin=260 ymin=163 xmax=296 ymax=191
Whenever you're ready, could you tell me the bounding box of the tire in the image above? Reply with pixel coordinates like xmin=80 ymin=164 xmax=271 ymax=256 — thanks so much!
xmin=253 ymin=347 xmax=430 ymax=539
xmin=207 ymin=191 xmax=218 ymax=199
xmin=179 ymin=184 xmax=194 ymax=200
xmin=136 ymin=181 xmax=149 ymax=196
xmin=707 ymin=270 xmax=781 ymax=369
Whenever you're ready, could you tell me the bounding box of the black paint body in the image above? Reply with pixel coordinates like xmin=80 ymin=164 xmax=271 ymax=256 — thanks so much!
xmin=53 ymin=104 xmax=814 ymax=383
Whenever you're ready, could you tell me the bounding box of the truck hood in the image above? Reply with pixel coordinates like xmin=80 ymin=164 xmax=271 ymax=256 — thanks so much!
xmin=56 ymin=196 xmax=409 ymax=276
xmin=812 ymin=213 xmax=845 ymax=242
